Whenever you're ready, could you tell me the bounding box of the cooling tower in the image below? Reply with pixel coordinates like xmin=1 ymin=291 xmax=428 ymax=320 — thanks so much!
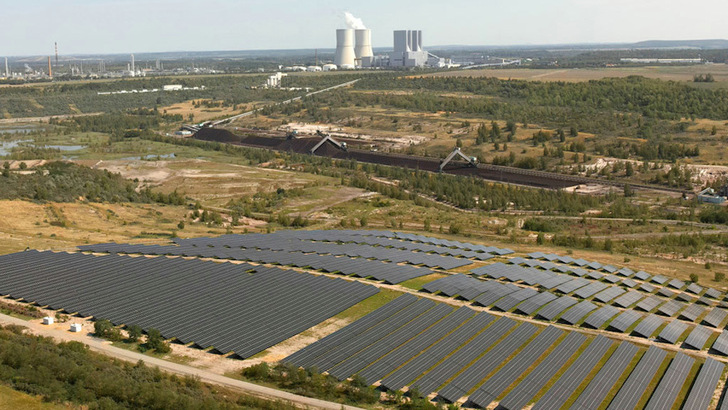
xmin=335 ymin=29 xmax=356 ymax=68
xmin=354 ymin=29 xmax=374 ymax=60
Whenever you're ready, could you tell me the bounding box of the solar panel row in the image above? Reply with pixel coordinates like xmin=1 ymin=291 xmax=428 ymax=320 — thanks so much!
xmin=288 ymin=296 xmax=723 ymax=409
xmin=80 ymin=242 xmax=433 ymax=284
xmin=0 ymin=250 xmax=377 ymax=358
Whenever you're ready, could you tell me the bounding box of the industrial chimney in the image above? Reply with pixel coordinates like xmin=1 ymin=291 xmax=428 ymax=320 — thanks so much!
xmin=335 ymin=29 xmax=356 ymax=68
xmin=354 ymin=29 xmax=373 ymax=66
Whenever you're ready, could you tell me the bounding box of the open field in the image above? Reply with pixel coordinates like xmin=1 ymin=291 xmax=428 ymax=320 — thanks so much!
xmin=427 ymin=64 xmax=728 ymax=84
xmin=0 ymin=384 xmax=69 ymax=409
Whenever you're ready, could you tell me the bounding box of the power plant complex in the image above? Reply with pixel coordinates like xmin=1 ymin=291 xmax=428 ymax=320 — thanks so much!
xmin=333 ymin=14 xmax=446 ymax=69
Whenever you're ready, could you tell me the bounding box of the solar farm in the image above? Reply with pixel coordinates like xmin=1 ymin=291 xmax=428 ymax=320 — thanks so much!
xmin=2 ymin=229 xmax=728 ymax=408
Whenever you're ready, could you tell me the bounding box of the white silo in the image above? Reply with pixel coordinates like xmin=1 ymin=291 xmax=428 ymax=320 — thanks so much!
xmin=354 ymin=29 xmax=374 ymax=65
xmin=335 ymin=29 xmax=356 ymax=68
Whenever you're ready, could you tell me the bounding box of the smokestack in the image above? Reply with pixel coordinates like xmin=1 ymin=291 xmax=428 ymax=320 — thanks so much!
xmin=54 ymin=42 xmax=58 ymax=68
xmin=48 ymin=56 xmax=52 ymax=78
xmin=130 ymin=54 xmax=135 ymax=73
xmin=335 ymin=29 xmax=356 ymax=68
xmin=4 ymin=57 xmax=8 ymax=78
xmin=354 ymin=29 xmax=373 ymax=64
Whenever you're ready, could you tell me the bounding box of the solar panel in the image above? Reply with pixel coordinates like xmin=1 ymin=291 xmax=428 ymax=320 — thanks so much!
xmin=409 ymin=317 xmax=520 ymax=396
xmin=620 ymin=278 xmax=638 ymax=288
xmin=570 ymin=342 xmax=639 ymax=410
xmin=686 ymin=283 xmax=704 ymax=295
xmin=683 ymin=325 xmax=713 ymax=350
xmin=493 ymin=288 xmax=539 ymax=311
xmin=327 ymin=304 xmax=454 ymax=380
xmin=639 ymin=283 xmax=656 ymax=293
xmin=3 ymin=252 xmax=380 ymax=359
xmin=632 ymin=314 xmax=665 ymax=339
xmin=634 ymin=271 xmax=651 ymax=281
xmin=466 ymin=326 xmax=564 ymax=408
xmin=682 ymin=358 xmax=725 ymax=410
xmin=582 ymin=305 xmax=620 ymax=329
xmin=676 ymin=292 xmax=696 ymax=303
xmin=667 ymin=278 xmax=686 ymax=289
xmin=651 ymin=275 xmax=668 ymax=285
xmin=635 ymin=296 xmax=663 ymax=312
xmin=515 ymin=292 xmax=558 ymax=316
xmin=657 ymin=300 xmax=684 ymax=317
xmin=711 ymin=332 xmax=728 ymax=356
xmin=703 ymin=308 xmax=728 ymax=328
xmin=705 ymin=288 xmax=722 ymax=299
xmin=497 ymin=332 xmax=586 ymax=410
xmin=679 ymin=304 xmax=706 ymax=322
xmin=559 ymin=301 xmax=598 ymax=325
xmin=645 ymin=353 xmax=695 ymax=410
xmin=435 ymin=323 xmax=543 ymax=403
xmin=657 ymin=320 xmax=689 ymax=344
xmin=536 ymin=296 xmax=578 ymax=321
xmin=658 ymin=287 xmax=677 ymax=298
xmin=573 ymin=282 xmax=608 ymax=299
xmin=612 ymin=291 xmax=644 ymax=308
xmin=379 ymin=312 xmax=494 ymax=391
xmin=606 ymin=346 xmax=667 ymax=410
xmin=555 ymin=278 xmax=590 ymax=294
xmin=593 ymin=287 xmax=626 ymax=303
xmin=608 ymin=310 xmax=643 ymax=333
xmin=357 ymin=307 xmax=475 ymax=384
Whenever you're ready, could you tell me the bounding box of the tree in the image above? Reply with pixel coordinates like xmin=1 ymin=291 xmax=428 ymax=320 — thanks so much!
xmin=19 ymin=162 xmax=27 ymax=170
xmin=359 ymin=216 xmax=368 ymax=227
xmin=625 ymin=162 xmax=634 ymax=177
xmin=623 ymin=184 xmax=634 ymax=197
xmin=456 ymin=138 xmax=463 ymax=148
xmin=714 ymin=272 xmax=724 ymax=282
xmin=127 ymin=324 xmax=142 ymax=343
xmin=145 ymin=327 xmax=171 ymax=353
xmin=2 ymin=162 xmax=9 ymax=178
xmin=536 ymin=232 xmax=545 ymax=245
xmin=177 ymin=221 xmax=185 ymax=230
xmin=689 ymin=273 xmax=699 ymax=283
xmin=712 ymin=125 xmax=718 ymax=136
xmin=604 ymin=238 xmax=613 ymax=252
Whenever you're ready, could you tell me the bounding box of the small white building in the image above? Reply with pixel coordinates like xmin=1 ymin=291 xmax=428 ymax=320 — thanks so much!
xmin=70 ymin=323 xmax=83 ymax=333
xmin=42 ymin=316 xmax=54 ymax=325
xmin=163 ymin=84 xmax=183 ymax=91
xmin=322 ymin=64 xmax=338 ymax=71
xmin=307 ymin=66 xmax=322 ymax=72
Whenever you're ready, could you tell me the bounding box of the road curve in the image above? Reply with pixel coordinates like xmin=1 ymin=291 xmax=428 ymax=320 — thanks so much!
xmin=0 ymin=313 xmax=362 ymax=410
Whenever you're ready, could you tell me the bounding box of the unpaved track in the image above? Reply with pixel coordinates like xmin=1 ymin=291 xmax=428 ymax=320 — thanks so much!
xmin=0 ymin=313 xmax=362 ymax=410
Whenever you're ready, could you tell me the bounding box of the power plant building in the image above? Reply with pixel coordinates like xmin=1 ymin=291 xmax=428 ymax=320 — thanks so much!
xmin=334 ymin=25 xmax=445 ymax=69
xmin=390 ymin=30 xmax=429 ymax=67
xmin=335 ymin=29 xmax=356 ymax=68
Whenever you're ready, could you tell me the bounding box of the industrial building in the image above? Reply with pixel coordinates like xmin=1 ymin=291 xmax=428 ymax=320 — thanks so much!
xmin=333 ymin=24 xmax=446 ymax=69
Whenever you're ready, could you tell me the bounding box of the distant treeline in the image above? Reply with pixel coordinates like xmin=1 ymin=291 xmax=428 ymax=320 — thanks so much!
xmin=0 ymin=161 xmax=184 ymax=204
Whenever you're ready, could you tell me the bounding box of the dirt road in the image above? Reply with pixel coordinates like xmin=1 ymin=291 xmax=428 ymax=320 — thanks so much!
xmin=0 ymin=313 xmax=362 ymax=410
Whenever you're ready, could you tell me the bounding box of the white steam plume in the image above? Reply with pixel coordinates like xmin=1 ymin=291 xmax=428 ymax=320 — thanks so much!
xmin=344 ymin=12 xmax=366 ymax=30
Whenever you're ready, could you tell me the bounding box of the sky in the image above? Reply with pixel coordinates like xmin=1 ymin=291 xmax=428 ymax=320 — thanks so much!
xmin=3 ymin=0 xmax=728 ymax=56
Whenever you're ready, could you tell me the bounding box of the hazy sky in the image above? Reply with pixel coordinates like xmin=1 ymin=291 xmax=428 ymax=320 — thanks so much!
xmin=3 ymin=0 xmax=727 ymax=56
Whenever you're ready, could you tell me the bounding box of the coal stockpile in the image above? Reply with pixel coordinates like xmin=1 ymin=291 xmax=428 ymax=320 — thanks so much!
xmin=194 ymin=128 xmax=682 ymax=192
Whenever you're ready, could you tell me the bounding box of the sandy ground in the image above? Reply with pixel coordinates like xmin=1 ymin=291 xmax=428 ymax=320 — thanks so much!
xmin=282 ymin=122 xmax=428 ymax=149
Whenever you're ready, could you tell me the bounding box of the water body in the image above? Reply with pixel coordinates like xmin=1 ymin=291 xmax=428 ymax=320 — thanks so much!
xmin=0 ymin=139 xmax=31 ymax=156
xmin=0 ymin=141 xmax=86 ymax=157
xmin=0 ymin=125 xmax=42 ymax=134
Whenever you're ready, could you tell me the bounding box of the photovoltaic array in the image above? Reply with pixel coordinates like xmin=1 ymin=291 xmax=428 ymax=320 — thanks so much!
xmin=79 ymin=230 xmax=513 ymax=284
xmin=0 ymin=250 xmax=378 ymax=358
xmin=284 ymin=295 xmax=726 ymax=408
xmin=419 ymin=254 xmax=728 ymax=353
